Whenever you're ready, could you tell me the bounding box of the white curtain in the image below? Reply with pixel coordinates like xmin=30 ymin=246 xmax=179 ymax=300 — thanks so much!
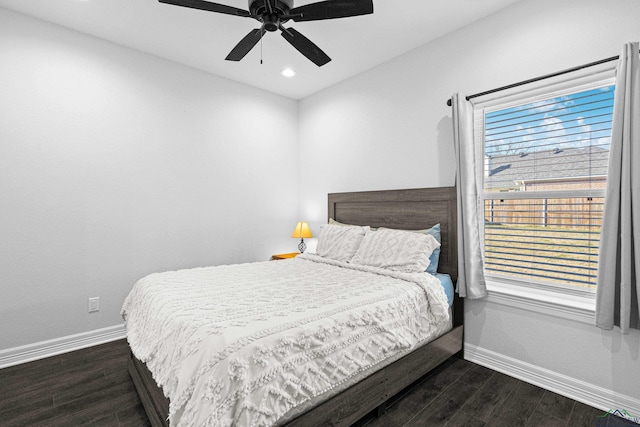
xmin=596 ymin=42 xmax=640 ymax=334
xmin=452 ymin=93 xmax=487 ymax=299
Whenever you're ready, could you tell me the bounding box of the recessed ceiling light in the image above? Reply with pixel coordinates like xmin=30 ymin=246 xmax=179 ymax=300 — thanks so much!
xmin=281 ymin=68 xmax=296 ymax=78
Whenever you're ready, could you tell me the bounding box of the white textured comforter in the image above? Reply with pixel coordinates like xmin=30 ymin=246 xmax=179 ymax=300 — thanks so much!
xmin=121 ymin=253 xmax=451 ymax=427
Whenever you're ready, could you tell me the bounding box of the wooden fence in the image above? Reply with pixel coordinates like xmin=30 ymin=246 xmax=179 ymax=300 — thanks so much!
xmin=484 ymin=197 xmax=604 ymax=228
xmin=484 ymin=180 xmax=606 ymax=228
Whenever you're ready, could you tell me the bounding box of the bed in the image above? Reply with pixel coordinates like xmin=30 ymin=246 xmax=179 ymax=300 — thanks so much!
xmin=124 ymin=186 xmax=462 ymax=427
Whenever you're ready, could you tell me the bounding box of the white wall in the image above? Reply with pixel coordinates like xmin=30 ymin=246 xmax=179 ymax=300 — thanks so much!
xmin=299 ymin=0 xmax=640 ymax=412
xmin=0 ymin=8 xmax=299 ymax=351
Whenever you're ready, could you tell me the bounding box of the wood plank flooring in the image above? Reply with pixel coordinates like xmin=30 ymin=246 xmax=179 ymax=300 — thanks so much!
xmin=0 ymin=339 xmax=637 ymax=426
xmin=358 ymin=357 xmax=639 ymax=427
xmin=0 ymin=339 xmax=149 ymax=426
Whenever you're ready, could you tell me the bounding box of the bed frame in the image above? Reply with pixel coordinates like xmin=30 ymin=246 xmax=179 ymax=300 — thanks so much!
xmin=128 ymin=186 xmax=463 ymax=426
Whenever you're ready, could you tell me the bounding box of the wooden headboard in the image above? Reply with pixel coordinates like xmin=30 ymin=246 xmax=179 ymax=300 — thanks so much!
xmin=328 ymin=186 xmax=458 ymax=283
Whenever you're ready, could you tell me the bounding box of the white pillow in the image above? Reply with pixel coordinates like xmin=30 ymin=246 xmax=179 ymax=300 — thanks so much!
xmin=350 ymin=228 xmax=440 ymax=273
xmin=316 ymin=223 xmax=369 ymax=262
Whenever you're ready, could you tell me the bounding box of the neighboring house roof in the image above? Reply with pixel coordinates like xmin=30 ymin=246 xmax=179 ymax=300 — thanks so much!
xmin=485 ymin=146 xmax=609 ymax=189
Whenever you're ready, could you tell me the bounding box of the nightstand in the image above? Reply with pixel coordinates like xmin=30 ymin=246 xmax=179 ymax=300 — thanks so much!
xmin=271 ymin=252 xmax=299 ymax=260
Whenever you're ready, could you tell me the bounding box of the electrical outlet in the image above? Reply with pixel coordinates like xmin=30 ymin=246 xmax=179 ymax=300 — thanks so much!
xmin=88 ymin=297 xmax=100 ymax=313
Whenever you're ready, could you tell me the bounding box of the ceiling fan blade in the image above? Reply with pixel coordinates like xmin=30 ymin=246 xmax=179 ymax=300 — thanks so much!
xmin=158 ymin=0 xmax=251 ymax=18
xmin=225 ymin=28 xmax=266 ymax=61
xmin=289 ymin=0 xmax=373 ymax=22
xmin=280 ymin=27 xmax=331 ymax=67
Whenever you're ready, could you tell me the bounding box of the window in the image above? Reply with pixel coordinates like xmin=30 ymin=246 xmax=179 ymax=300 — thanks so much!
xmin=475 ymin=76 xmax=615 ymax=292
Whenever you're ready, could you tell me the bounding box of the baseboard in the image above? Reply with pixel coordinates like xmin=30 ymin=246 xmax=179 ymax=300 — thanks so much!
xmin=0 ymin=324 xmax=127 ymax=369
xmin=465 ymin=343 xmax=640 ymax=417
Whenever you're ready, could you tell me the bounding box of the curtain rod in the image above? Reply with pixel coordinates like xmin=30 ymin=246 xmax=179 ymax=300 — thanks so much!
xmin=445 ymin=54 xmax=621 ymax=107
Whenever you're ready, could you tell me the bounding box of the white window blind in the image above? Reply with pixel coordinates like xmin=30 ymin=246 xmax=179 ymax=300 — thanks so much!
xmin=480 ymin=83 xmax=614 ymax=289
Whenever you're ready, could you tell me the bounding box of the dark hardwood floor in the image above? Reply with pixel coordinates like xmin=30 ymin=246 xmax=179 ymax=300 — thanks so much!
xmin=358 ymin=357 xmax=638 ymax=427
xmin=0 ymin=339 xmax=149 ymax=426
xmin=0 ymin=339 xmax=636 ymax=427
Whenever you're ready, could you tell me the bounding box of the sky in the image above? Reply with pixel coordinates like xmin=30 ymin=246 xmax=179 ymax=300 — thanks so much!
xmin=484 ymin=85 xmax=615 ymax=158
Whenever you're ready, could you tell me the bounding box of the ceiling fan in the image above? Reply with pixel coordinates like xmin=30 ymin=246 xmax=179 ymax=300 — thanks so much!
xmin=158 ymin=0 xmax=374 ymax=66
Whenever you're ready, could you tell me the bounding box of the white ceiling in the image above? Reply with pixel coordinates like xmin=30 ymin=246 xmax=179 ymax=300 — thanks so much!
xmin=0 ymin=0 xmax=522 ymax=99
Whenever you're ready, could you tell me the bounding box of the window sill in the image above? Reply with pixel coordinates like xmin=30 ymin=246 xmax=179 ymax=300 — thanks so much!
xmin=485 ymin=279 xmax=596 ymax=324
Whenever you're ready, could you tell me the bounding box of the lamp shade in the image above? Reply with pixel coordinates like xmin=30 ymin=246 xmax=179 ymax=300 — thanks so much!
xmin=291 ymin=222 xmax=312 ymax=239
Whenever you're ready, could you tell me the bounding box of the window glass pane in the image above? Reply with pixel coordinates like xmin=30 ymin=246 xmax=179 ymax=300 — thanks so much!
xmin=484 ymin=197 xmax=603 ymax=289
xmin=484 ymin=86 xmax=614 ymax=193
xmin=481 ymin=84 xmax=614 ymax=290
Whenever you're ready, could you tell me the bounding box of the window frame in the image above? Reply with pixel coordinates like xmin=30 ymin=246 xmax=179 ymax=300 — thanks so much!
xmin=470 ymin=63 xmax=616 ymax=309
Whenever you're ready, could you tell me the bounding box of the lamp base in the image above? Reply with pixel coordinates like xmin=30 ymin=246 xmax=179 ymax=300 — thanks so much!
xmin=298 ymin=238 xmax=306 ymax=253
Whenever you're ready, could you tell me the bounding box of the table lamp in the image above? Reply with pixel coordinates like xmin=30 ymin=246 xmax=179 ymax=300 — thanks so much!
xmin=291 ymin=221 xmax=312 ymax=253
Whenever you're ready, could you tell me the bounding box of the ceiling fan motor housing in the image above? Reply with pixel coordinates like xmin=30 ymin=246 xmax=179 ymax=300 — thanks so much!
xmin=249 ymin=0 xmax=294 ymax=31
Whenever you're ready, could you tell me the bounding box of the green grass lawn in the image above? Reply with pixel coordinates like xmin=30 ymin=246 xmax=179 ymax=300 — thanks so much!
xmin=484 ymin=222 xmax=599 ymax=289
